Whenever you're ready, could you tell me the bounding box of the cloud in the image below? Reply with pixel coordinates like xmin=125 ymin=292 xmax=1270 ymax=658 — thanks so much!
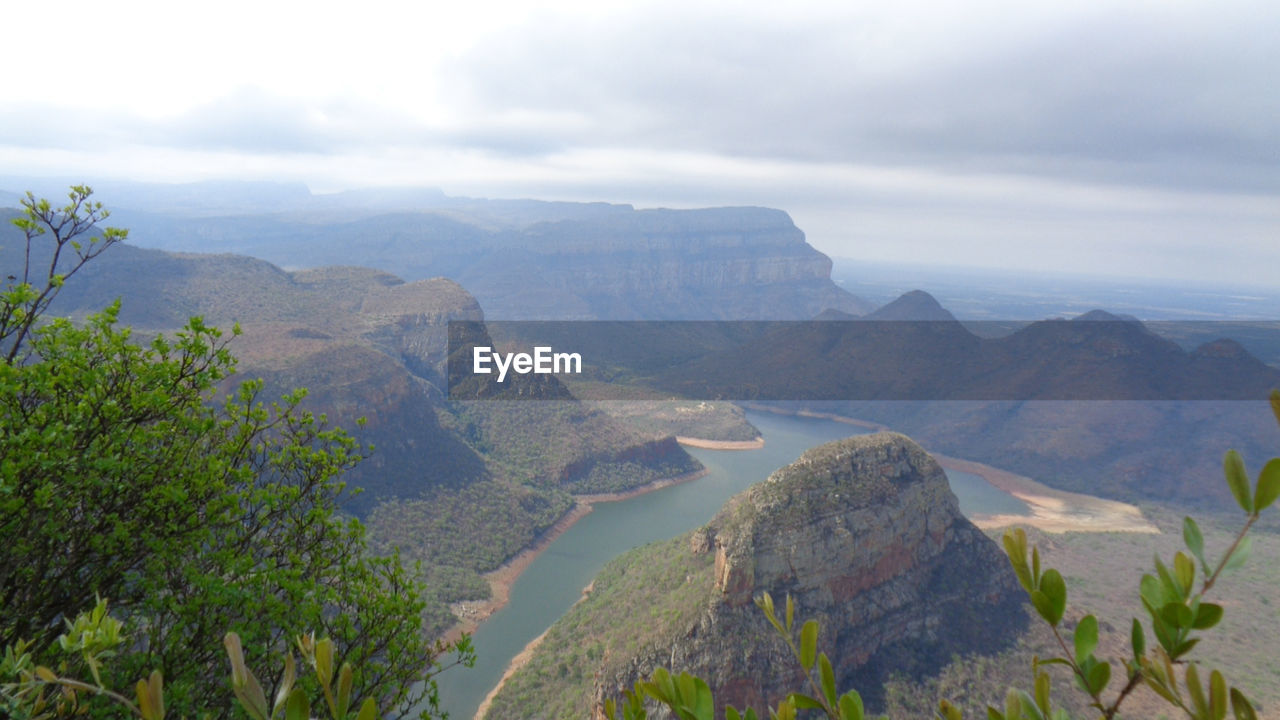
xmin=446 ymin=0 xmax=1280 ymax=193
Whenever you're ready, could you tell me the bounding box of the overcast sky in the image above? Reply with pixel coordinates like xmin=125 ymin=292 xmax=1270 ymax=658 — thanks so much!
xmin=2 ymin=0 xmax=1277 ymax=285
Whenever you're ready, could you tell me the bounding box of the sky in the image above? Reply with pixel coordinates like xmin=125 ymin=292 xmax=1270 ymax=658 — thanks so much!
xmin=2 ymin=0 xmax=1277 ymax=285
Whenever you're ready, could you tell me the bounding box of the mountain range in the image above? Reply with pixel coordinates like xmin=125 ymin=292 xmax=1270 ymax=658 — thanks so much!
xmin=0 ymin=180 xmax=872 ymax=321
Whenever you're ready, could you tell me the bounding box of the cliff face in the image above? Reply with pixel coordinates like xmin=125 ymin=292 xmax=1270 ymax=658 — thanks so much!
xmin=485 ymin=432 xmax=1026 ymax=719
xmin=96 ymin=195 xmax=872 ymax=320
xmin=455 ymin=208 xmax=867 ymax=320
xmin=651 ymin=433 xmax=1024 ymax=712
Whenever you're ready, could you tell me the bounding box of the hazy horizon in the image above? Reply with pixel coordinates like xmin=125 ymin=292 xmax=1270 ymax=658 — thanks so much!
xmin=3 ymin=0 xmax=1277 ymax=285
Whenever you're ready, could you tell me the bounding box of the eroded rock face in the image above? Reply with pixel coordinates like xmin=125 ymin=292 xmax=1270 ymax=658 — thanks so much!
xmin=360 ymin=277 xmax=486 ymax=387
xmin=599 ymin=433 xmax=1026 ymax=714
xmin=453 ymin=207 xmax=873 ymax=320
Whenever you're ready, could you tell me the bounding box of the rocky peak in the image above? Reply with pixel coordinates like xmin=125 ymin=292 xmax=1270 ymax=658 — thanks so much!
xmin=699 ymin=433 xmax=959 ymax=608
xmin=592 ymin=433 xmax=1027 ymax=714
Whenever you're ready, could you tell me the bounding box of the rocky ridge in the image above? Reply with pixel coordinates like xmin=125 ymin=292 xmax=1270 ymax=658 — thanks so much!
xmin=485 ymin=432 xmax=1026 ymax=718
xmin=49 ymin=187 xmax=875 ymax=320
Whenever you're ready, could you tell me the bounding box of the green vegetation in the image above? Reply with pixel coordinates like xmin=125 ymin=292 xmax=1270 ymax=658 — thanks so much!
xmin=0 ymin=188 xmax=466 ymax=718
xmin=451 ymin=401 xmax=702 ymax=493
xmin=366 ymin=479 xmax=576 ymax=634
xmin=578 ymin=397 xmax=762 ymax=443
xmin=2 ymin=597 xmax=466 ymax=720
xmin=369 ymin=480 xmax=571 ymax=573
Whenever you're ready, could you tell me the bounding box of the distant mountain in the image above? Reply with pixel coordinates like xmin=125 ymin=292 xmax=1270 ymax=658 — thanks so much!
xmin=0 ymin=181 xmax=871 ymax=320
xmin=651 ymin=292 xmax=1280 ymax=402
xmin=485 ymin=432 xmax=1025 ymax=718
xmin=864 ymin=289 xmax=958 ymax=321
xmin=590 ymin=291 xmax=1278 ymax=508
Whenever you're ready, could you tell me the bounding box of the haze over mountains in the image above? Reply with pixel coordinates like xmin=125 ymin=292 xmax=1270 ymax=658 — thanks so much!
xmin=1 ymin=180 xmax=870 ymax=321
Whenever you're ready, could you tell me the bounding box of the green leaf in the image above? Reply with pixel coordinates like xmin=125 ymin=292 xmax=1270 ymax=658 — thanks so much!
xmin=788 ymin=694 xmax=824 ymax=710
xmin=1004 ymin=688 xmax=1021 ymax=720
xmin=1224 ymin=450 xmax=1254 ymax=513
xmin=336 ymin=663 xmax=353 ymax=719
xmin=355 ymin=697 xmax=378 ymax=720
xmin=1139 ymin=574 xmax=1164 ymax=613
xmin=819 ymin=653 xmax=837 ymax=708
xmin=1183 ymin=516 xmax=1206 ymax=569
xmin=1034 ymin=670 xmax=1051 ymax=714
xmin=1154 ymin=554 xmax=1185 ymax=601
xmin=1193 ymin=602 xmax=1224 ymax=630
xmin=1253 ymin=459 xmax=1280 ymax=512
xmin=225 ymin=633 xmax=269 ymax=720
xmin=1173 ymin=637 xmax=1202 ymax=659
xmin=838 ymin=691 xmax=865 ymax=720
xmin=690 ymin=675 xmax=714 ymax=720
xmin=1174 ymin=552 xmax=1195 ymax=594
xmin=315 ymin=637 xmax=334 ymax=688
xmin=1003 ymin=529 xmax=1033 ymax=594
xmin=136 ymin=678 xmax=156 ymax=720
xmin=1014 ymin=690 xmax=1046 ymax=720
xmin=1131 ymin=618 xmax=1145 ymax=658
xmin=800 ymin=620 xmax=819 ymax=671
xmin=1073 ymin=614 xmax=1098 ymax=664
xmin=1231 ymin=687 xmax=1258 ymax=720
xmin=274 ymin=654 xmax=296 ymax=716
xmin=1086 ymin=661 xmax=1111 ymax=696
xmin=1188 ymin=664 xmax=1208 ymax=718
xmin=1160 ymin=602 xmax=1194 ymax=629
xmin=284 ymin=688 xmax=310 ymax=720
xmin=1210 ymin=669 xmax=1227 ymax=720
xmin=1031 ymin=570 xmax=1066 ymax=626
xmin=147 ymin=670 xmax=164 ymax=720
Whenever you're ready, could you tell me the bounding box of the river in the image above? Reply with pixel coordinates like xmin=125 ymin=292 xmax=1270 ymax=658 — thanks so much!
xmin=433 ymin=409 xmax=1028 ymax=719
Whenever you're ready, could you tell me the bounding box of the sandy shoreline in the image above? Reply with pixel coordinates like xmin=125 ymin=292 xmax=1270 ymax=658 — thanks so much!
xmin=743 ymin=404 xmax=1158 ymax=534
xmin=932 ymin=453 xmax=1158 ymax=534
xmin=676 ymin=435 xmax=765 ymax=450
xmin=442 ymin=468 xmax=709 ymax=645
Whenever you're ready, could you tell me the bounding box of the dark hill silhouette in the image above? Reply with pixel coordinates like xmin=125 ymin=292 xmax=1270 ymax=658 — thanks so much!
xmin=648 ymin=292 xmax=1280 ymax=402
xmin=865 ymin=289 xmax=958 ymax=321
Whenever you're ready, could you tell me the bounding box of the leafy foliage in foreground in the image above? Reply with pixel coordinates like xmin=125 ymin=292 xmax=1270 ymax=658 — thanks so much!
xmin=0 ymin=187 xmax=464 ymax=718
xmin=1 ymin=599 xmax=475 ymax=720
xmin=604 ymin=393 xmax=1280 ymax=720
